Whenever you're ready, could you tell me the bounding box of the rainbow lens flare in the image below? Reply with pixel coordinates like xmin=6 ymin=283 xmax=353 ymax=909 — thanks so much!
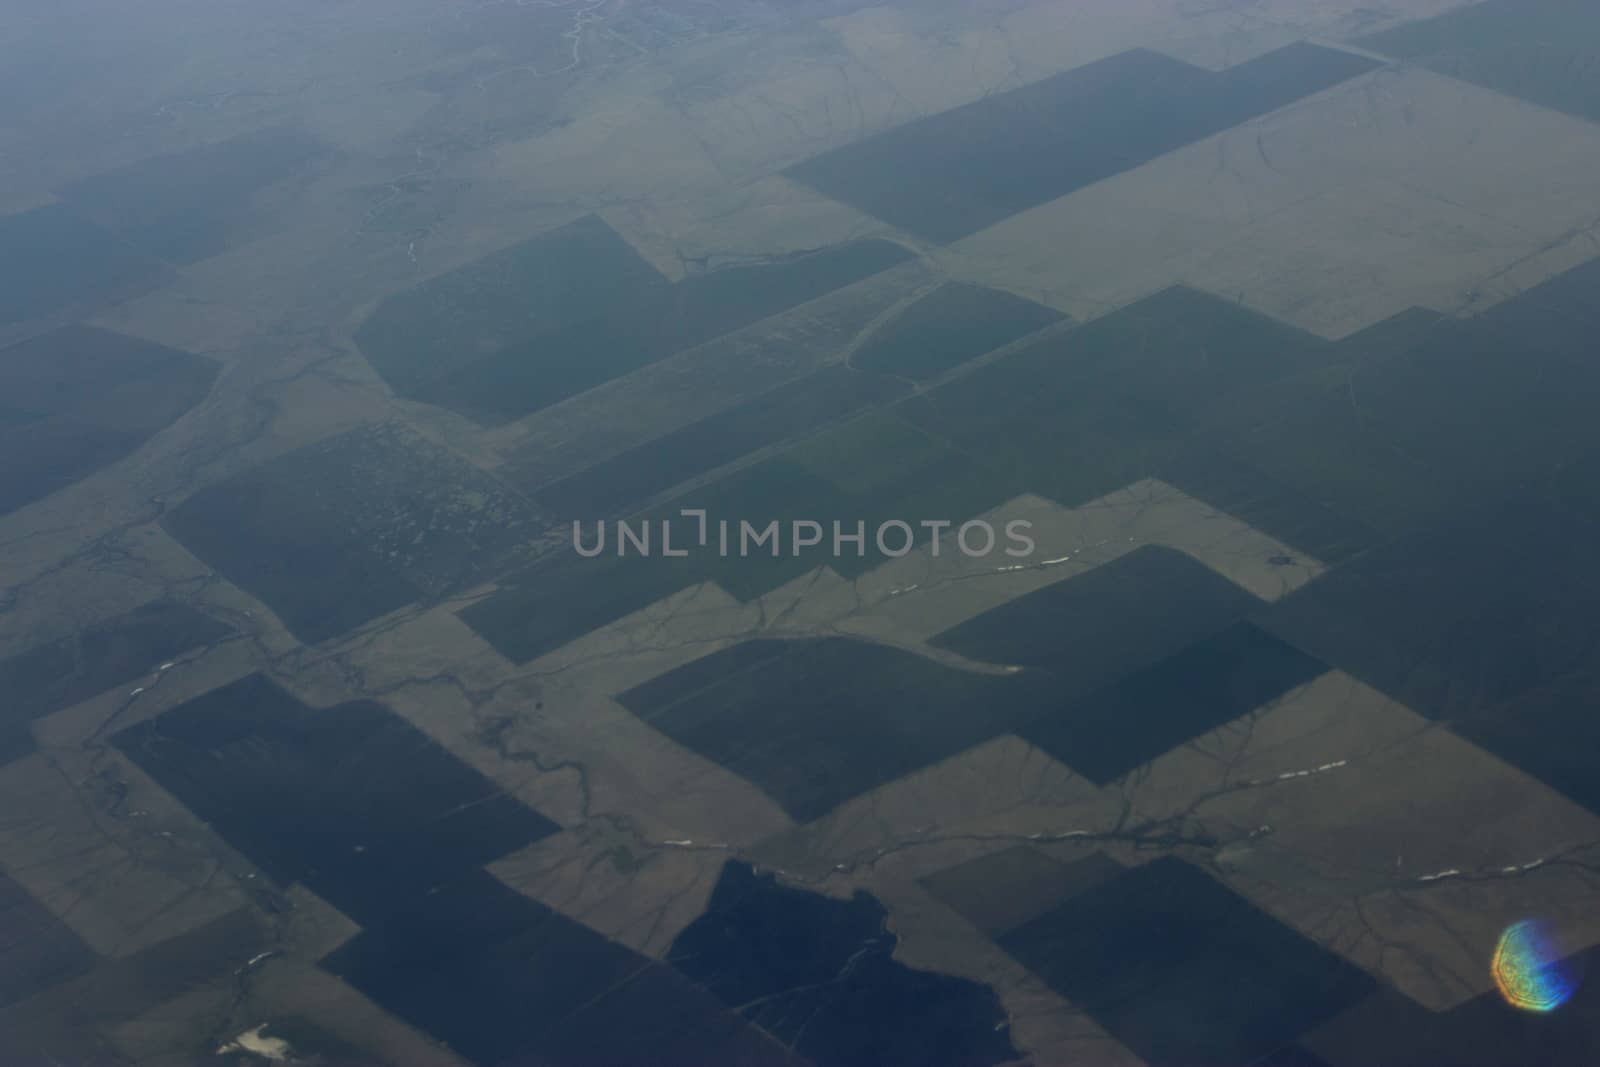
xmin=1492 ymin=920 xmax=1580 ymax=1013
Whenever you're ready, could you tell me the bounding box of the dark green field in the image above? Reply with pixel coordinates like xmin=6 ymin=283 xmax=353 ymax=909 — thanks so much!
xmin=1361 ymin=0 xmax=1600 ymax=123
xmin=163 ymin=424 xmax=547 ymax=643
xmin=0 ymin=326 xmax=217 ymax=515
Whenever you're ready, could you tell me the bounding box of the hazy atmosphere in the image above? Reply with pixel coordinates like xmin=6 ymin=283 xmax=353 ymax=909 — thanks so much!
xmin=2 ymin=1 xmax=1599 ymax=1064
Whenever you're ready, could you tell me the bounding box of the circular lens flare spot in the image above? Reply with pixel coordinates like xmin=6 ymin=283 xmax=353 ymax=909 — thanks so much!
xmin=1492 ymin=920 xmax=1579 ymax=1013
